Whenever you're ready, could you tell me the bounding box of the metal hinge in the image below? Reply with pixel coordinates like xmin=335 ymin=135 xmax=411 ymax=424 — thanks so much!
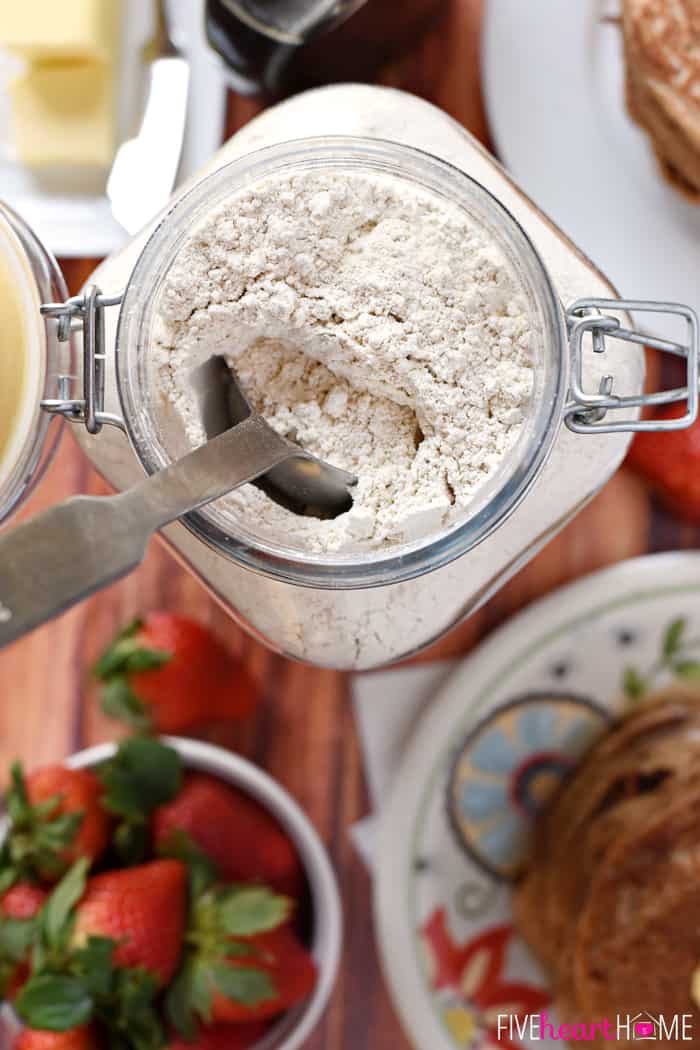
xmin=565 ymin=298 xmax=699 ymax=435
xmin=40 ymin=285 xmax=126 ymax=435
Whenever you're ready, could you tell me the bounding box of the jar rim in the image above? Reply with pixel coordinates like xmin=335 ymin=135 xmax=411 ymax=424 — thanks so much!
xmin=116 ymin=136 xmax=567 ymax=589
xmin=0 ymin=203 xmax=65 ymax=525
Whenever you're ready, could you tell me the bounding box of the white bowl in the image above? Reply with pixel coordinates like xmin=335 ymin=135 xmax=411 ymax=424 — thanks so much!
xmin=66 ymin=736 xmax=342 ymax=1050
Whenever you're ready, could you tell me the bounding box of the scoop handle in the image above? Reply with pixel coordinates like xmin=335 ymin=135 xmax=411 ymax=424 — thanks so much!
xmin=0 ymin=415 xmax=293 ymax=648
xmin=0 ymin=494 xmax=151 ymax=646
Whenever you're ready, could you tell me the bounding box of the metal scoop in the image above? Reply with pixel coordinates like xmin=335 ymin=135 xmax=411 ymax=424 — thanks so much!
xmin=0 ymin=369 xmax=356 ymax=649
xmin=193 ymin=355 xmax=356 ymax=520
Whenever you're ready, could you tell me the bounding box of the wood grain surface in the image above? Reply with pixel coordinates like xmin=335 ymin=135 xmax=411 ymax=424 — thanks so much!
xmin=0 ymin=2 xmax=694 ymax=1047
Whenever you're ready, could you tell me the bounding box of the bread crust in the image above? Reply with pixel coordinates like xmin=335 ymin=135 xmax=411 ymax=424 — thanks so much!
xmin=515 ymin=689 xmax=700 ymax=1045
xmin=623 ymin=0 xmax=700 ymax=198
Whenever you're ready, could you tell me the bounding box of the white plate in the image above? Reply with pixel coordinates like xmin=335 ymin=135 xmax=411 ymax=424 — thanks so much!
xmin=375 ymin=552 xmax=700 ymax=1050
xmin=0 ymin=0 xmax=226 ymax=258
xmin=482 ymin=0 xmax=700 ymax=340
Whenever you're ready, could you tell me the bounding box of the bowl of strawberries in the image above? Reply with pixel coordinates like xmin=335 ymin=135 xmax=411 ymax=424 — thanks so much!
xmin=0 ymin=734 xmax=342 ymax=1050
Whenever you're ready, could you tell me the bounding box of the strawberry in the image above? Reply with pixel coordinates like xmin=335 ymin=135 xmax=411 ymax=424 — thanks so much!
xmin=1 ymin=765 xmax=109 ymax=886
xmin=2 ymin=884 xmax=47 ymax=920
xmin=15 ymin=862 xmax=170 ymax=1050
xmin=72 ymin=860 xmax=186 ymax=988
xmin=25 ymin=768 xmax=110 ymax=875
xmin=153 ymin=775 xmax=304 ymax=898
xmin=166 ymin=1022 xmax=268 ymax=1050
xmin=626 ymin=402 xmax=700 ymax=522
xmin=94 ymin=614 xmax=258 ymax=734
xmin=164 ymin=878 xmax=315 ymax=1037
xmin=14 ymin=1027 xmax=95 ymax=1050
xmin=0 ymin=883 xmax=46 ymax=999
xmin=210 ymin=926 xmax=317 ymax=1024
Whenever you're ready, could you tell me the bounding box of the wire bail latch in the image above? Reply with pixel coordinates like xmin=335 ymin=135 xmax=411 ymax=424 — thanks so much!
xmin=40 ymin=285 xmax=125 ymax=435
xmin=565 ymin=298 xmax=699 ymax=435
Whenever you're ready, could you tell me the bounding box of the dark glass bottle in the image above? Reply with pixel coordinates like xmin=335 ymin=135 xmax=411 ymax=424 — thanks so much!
xmin=205 ymin=0 xmax=447 ymax=97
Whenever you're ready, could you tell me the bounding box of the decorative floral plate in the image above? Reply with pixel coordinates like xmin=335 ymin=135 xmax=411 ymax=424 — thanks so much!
xmin=375 ymin=553 xmax=700 ymax=1050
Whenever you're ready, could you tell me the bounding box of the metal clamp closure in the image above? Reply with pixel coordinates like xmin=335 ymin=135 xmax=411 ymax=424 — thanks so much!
xmin=40 ymin=285 xmax=125 ymax=435
xmin=565 ymin=298 xmax=699 ymax=435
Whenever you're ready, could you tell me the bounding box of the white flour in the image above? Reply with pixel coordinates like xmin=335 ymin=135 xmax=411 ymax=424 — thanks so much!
xmin=153 ymin=167 xmax=533 ymax=554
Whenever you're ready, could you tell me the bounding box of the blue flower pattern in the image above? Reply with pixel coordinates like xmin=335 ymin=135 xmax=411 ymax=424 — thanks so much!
xmin=449 ymin=696 xmax=608 ymax=879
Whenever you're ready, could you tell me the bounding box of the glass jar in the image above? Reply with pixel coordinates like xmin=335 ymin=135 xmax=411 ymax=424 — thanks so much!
xmin=118 ymin=139 xmax=566 ymax=588
xmin=0 ymin=204 xmax=71 ymax=524
xmin=205 ymin=0 xmax=446 ymax=96
xmin=205 ymin=0 xmax=368 ymax=94
xmin=2 ymin=85 xmax=697 ymax=667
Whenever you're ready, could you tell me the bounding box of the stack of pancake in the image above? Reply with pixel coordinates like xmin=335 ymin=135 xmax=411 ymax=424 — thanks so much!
xmin=515 ymin=686 xmax=700 ymax=1047
xmin=623 ymin=0 xmax=700 ymax=199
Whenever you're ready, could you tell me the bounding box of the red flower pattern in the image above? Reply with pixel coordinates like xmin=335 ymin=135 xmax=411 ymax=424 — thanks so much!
xmin=421 ymin=908 xmax=550 ymax=1050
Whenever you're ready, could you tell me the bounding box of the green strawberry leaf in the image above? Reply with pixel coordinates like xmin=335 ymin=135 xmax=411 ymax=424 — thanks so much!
xmin=100 ymin=679 xmax=152 ymax=734
xmin=72 ymin=936 xmax=115 ymax=999
xmin=16 ymin=973 xmax=93 ymax=1030
xmin=217 ymin=887 xmax=290 ymax=937
xmin=105 ymin=618 xmax=141 ymax=646
xmin=6 ymin=763 xmax=29 ymax=820
xmin=42 ymin=858 xmax=89 ymax=952
xmin=0 ymin=915 xmax=38 ymax=996
xmin=674 ymin=660 xmax=700 ymax=681
xmin=115 ymin=967 xmax=158 ymax=1014
xmin=623 ymin=666 xmax=646 ymax=699
xmin=113 ymin=821 xmax=150 ymax=868
xmin=164 ymin=966 xmax=193 ymax=1038
xmin=0 ymin=915 xmax=37 ymax=962
xmin=0 ymin=866 xmax=18 ymax=895
xmin=93 ymin=619 xmax=141 ymax=678
xmin=121 ymin=649 xmax=172 ymax=674
xmin=191 ymin=959 xmax=218 ymax=1019
xmin=663 ymin=617 xmax=686 ymax=658
xmin=1 ymin=764 xmax=84 ymax=887
xmin=157 ymin=831 xmax=218 ymax=902
xmin=95 ymin=619 xmax=171 ymax=680
xmin=105 ymin=965 xmax=165 ymax=1050
xmin=80 ymin=952 xmax=164 ymax=1050
xmin=98 ymin=739 xmax=182 ymax=865
xmin=167 ymin=950 xmax=273 ymax=1037
xmin=164 ymin=959 xmax=201 ymax=1038
xmin=222 ymin=941 xmax=256 ymax=958
xmin=121 ymin=1003 xmax=165 ymax=1050
xmin=98 ymin=739 xmax=182 ymax=820
xmin=210 ymin=961 xmax=274 ymax=1007
xmin=167 ymin=934 xmax=274 ymax=1034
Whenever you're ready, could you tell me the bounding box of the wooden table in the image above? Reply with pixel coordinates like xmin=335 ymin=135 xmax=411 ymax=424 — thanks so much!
xmin=0 ymin=2 xmax=694 ymax=1046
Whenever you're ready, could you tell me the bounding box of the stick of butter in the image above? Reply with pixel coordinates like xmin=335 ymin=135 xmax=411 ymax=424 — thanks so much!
xmin=0 ymin=0 xmax=119 ymax=62
xmin=10 ymin=63 xmax=116 ymax=168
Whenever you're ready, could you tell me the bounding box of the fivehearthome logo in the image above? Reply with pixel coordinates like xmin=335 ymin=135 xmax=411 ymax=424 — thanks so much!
xmin=496 ymin=1012 xmax=694 ymax=1042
